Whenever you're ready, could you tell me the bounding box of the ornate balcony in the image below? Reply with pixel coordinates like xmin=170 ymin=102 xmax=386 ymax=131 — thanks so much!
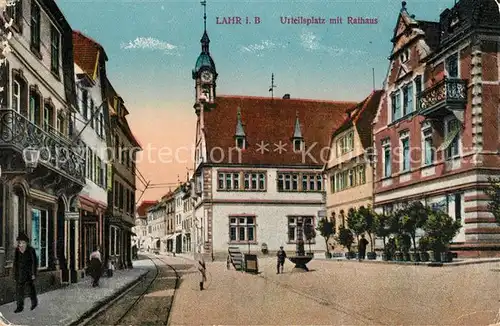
xmin=418 ymin=78 xmax=467 ymax=119
xmin=0 ymin=108 xmax=85 ymax=195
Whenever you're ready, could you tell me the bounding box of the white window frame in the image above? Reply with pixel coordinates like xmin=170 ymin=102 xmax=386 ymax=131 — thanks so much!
xmin=293 ymin=139 xmax=303 ymax=152
xmin=235 ymin=137 xmax=246 ymax=149
xmin=444 ymin=116 xmax=461 ymax=160
xmin=12 ymin=80 xmax=20 ymax=113
xmin=31 ymin=208 xmax=49 ymax=269
xmin=399 ymin=131 xmax=410 ymax=172
xmin=277 ymin=173 xmax=298 ymax=191
xmin=400 ymin=48 xmax=410 ymax=64
xmin=217 ymin=172 xmax=240 ymax=190
xmin=357 ymin=165 xmax=366 ymax=185
xmin=243 ymin=172 xmax=266 ymax=191
xmin=228 ymin=216 xmax=255 ymax=243
xmin=382 ymin=139 xmax=391 ymax=178
xmin=421 ymin=122 xmax=434 ymax=166
xmin=402 ymin=82 xmax=414 ymax=116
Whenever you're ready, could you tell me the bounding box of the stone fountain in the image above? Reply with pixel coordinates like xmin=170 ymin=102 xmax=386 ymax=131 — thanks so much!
xmin=287 ymin=217 xmax=313 ymax=272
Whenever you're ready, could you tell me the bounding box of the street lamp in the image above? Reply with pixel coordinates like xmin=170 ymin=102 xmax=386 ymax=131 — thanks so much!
xmin=0 ymin=147 xmax=40 ymax=178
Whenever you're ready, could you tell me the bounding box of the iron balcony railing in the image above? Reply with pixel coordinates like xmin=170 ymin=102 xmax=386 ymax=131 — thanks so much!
xmin=418 ymin=77 xmax=467 ymax=112
xmin=0 ymin=108 xmax=86 ymax=184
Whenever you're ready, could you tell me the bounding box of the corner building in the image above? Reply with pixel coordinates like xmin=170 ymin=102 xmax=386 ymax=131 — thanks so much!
xmin=372 ymin=1 xmax=500 ymax=257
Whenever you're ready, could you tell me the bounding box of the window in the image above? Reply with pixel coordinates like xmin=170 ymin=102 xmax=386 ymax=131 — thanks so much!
xmin=81 ymin=89 xmax=88 ymax=119
xmin=236 ymin=137 xmax=245 ymax=149
xmin=90 ymin=99 xmax=94 ymax=128
xmin=278 ymin=173 xmax=297 ymax=191
xmin=337 ymin=131 xmax=354 ymax=155
xmin=229 ymin=216 xmax=255 ymax=242
xmin=56 ymin=115 xmax=64 ymax=134
xmin=400 ymin=48 xmax=410 ymax=63
xmin=30 ymin=2 xmax=41 ymax=52
xmin=329 ymin=175 xmax=335 ymax=193
xmin=444 ymin=118 xmax=460 ymax=159
xmin=99 ymin=112 xmax=104 ymax=137
xmin=293 ymin=139 xmax=303 ymax=152
xmin=6 ymin=0 xmax=22 ymax=28
xmin=357 ymin=165 xmax=366 ymax=184
xmin=445 ymin=53 xmax=459 ymax=78
xmin=217 ymin=172 xmax=240 ymax=190
xmin=43 ymin=104 xmax=53 ymax=132
xmin=50 ymin=26 xmax=60 ymax=75
xmin=287 ymin=217 xmax=314 ymax=243
xmin=402 ymin=83 xmax=414 ymax=115
xmin=12 ymin=80 xmax=20 ymax=112
xmin=382 ymin=139 xmax=391 ymax=177
xmin=391 ymin=91 xmax=401 ymax=121
xmin=422 ymin=124 xmax=434 ymax=165
xmin=454 ymin=193 xmax=462 ymax=222
xmin=29 ymin=90 xmax=40 ymax=125
xmin=400 ymin=132 xmax=410 ymax=172
xmin=31 ymin=208 xmax=48 ymax=268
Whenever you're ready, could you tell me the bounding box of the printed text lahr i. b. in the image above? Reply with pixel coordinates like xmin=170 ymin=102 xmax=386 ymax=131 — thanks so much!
xmin=216 ymin=16 xmax=261 ymax=24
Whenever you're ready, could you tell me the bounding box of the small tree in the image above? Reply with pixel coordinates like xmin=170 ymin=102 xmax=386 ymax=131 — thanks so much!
xmin=358 ymin=205 xmax=376 ymax=252
xmin=485 ymin=177 xmax=500 ymax=224
xmin=304 ymin=222 xmax=316 ymax=253
xmin=423 ymin=209 xmax=461 ymax=253
xmin=337 ymin=226 xmax=354 ymax=252
xmin=374 ymin=212 xmax=395 ymax=253
xmin=347 ymin=207 xmax=367 ymax=243
xmin=316 ymin=218 xmax=335 ymax=254
xmin=397 ymin=201 xmax=429 ymax=255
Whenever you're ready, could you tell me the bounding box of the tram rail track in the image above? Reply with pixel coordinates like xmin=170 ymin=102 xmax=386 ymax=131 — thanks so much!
xmin=75 ymin=255 xmax=181 ymax=326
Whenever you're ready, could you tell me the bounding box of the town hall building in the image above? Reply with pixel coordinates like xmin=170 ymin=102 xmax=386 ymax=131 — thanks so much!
xmin=189 ymin=9 xmax=356 ymax=259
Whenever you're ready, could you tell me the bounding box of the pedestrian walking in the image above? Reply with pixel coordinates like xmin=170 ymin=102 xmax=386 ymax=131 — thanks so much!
xmin=276 ymin=246 xmax=286 ymax=274
xmin=107 ymin=258 xmax=115 ymax=277
xmin=358 ymin=234 xmax=369 ymax=260
xmin=13 ymin=233 xmax=38 ymax=313
xmin=198 ymin=256 xmax=207 ymax=291
xmin=89 ymin=246 xmax=102 ymax=287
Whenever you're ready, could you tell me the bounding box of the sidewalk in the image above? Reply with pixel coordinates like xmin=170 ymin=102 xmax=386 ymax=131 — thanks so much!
xmin=312 ymin=253 xmax=500 ymax=267
xmin=0 ymin=259 xmax=153 ymax=326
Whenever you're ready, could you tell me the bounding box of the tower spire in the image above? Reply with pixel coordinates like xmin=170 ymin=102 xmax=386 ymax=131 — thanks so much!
xmin=268 ymin=73 xmax=277 ymax=99
xmin=200 ymin=0 xmax=210 ymax=53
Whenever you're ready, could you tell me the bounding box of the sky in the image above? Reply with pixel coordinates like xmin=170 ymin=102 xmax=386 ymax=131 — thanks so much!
xmin=56 ymin=0 xmax=456 ymax=202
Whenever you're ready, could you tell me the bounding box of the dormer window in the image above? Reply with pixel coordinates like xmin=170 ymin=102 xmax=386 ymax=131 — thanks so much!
xmin=293 ymin=138 xmax=303 ymax=152
xmin=236 ymin=137 xmax=246 ymax=149
xmin=400 ymin=48 xmax=410 ymax=63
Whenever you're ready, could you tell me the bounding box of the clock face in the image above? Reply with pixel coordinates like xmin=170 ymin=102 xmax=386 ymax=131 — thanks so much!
xmin=201 ymin=71 xmax=212 ymax=82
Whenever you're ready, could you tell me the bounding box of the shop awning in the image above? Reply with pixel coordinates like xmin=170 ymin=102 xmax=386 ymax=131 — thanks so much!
xmin=167 ymin=232 xmax=181 ymax=240
xmin=439 ymin=126 xmax=460 ymax=151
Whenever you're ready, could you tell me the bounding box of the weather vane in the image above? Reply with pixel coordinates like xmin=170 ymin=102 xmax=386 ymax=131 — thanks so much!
xmin=201 ymin=0 xmax=207 ymax=31
xmin=268 ymin=73 xmax=277 ymax=99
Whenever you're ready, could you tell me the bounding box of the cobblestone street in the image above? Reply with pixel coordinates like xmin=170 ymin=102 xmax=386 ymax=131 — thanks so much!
xmin=170 ymin=257 xmax=500 ymax=325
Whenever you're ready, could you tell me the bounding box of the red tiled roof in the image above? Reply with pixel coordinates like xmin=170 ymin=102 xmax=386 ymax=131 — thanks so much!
xmin=136 ymin=200 xmax=158 ymax=217
xmin=203 ymin=95 xmax=356 ymax=166
xmin=72 ymin=31 xmax=108 ymax=78
xmin=330 ymin=90 xmax=383 ymax=149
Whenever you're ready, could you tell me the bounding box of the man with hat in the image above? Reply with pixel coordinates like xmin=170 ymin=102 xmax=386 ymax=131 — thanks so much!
xmin=13 ymin=232 xmax=38 ymax=313
xmin=276 ymin=246 xmax=287 ymax=274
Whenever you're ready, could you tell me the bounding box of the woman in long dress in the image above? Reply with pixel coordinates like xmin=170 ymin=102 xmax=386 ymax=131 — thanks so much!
xmin=89 ymin=246 xmax=102 ymax=287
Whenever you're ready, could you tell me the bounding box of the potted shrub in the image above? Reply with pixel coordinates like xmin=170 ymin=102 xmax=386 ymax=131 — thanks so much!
xmin=396 ymin=234 xmax=411 ymax=261
xmin=261 ymin=243 xmax=268 ymax=255
xmin=316 ymin=217 xmax=335 ymax=259
xmin=423 ymin=209 xmax=461 ymax=263
xmin=358 ymin=206 xmax=377 ymax=260
xmin=418 ymin=237 xmax=430 ymax=262
xmin=337 ymin=226 xmax=355 ymax=259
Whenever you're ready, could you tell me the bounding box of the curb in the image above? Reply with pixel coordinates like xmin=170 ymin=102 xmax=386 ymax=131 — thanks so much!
xmin=318 ymin=258 xmax=500 ymax=267
xmin=67 ymin=270 xmax=149 ymax=326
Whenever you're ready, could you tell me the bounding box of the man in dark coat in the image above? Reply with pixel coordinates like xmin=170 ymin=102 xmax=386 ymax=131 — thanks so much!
xmin=358 ymin=234 xmax=369 ymax=261
xmin=276 ymin=246 xmax=287 ymax=274
xmin=13 ymin=233 xmax=38 ymax=313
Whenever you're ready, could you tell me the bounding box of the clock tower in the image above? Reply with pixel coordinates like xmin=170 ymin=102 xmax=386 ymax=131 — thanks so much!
xmin=193 ymin=0 xmax=217 ymax=113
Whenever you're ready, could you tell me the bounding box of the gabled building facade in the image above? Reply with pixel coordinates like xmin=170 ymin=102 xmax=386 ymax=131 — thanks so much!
xmin=72 ymin=30 xmax=110 ymax=274
xmin=133 ymin=200 xmax=157 ymax=251
xmin=372 ymin=1 xmax=500 ymax=257
xmin=105 ymin=79 xmax=141 ymax=268
xmin=325 ymin=90 xmax=383 ymax=234
xmin=190 ymin=13 xmax=356 ymax=260
xmin=0 ymin=0 xmax=87 ymax=290
xmin=146 ymin=200 xmax=166 ymax=253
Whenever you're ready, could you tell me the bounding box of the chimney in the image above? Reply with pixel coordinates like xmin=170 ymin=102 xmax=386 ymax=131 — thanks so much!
xmin=283 ymin=94 xmax=290 ymax=99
